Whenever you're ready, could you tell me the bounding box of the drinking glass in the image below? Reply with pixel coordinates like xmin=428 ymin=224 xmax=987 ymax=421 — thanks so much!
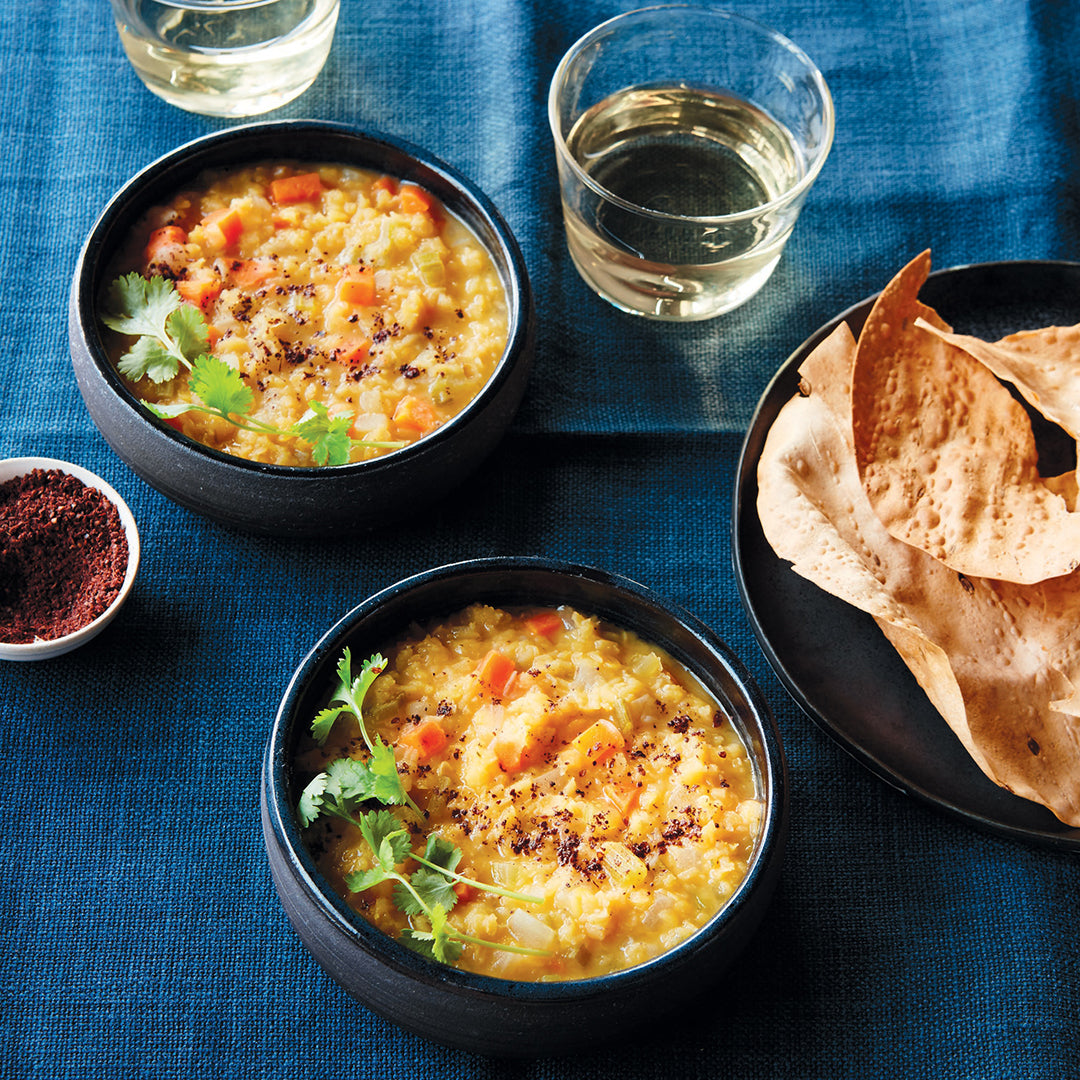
xmin=548 ymin=5 xmax=834 ymax=320
xmin=111 ymin=0 xmax=340 ymax=117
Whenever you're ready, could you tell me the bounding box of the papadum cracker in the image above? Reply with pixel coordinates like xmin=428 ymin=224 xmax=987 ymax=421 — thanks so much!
xmin=757 ymin=253 xmax=1080 ymax=825
xmin=851 ymin=251 xmax=1080 ymax=585
xmin=918 ymin=320 xmax=1080 ymax=443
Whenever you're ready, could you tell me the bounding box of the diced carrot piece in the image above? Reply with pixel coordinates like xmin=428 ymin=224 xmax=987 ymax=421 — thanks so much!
xmin=398 ymin=717 xmax=448 ymax=759
xmin=144 ymin=225 xmax=187 ymax=264
xmin=205 ymin=323 xmax=221 ymax=349
xmin=338 ymin=266 xmax=376 ymax=306
xmin=201 ymin=207 xmax=244 ymax=248
xmin=392 ymin=395 xmax=440 ymax=436
xmin=229 ymin=258 xmax=277 ymax=290
xmin=602 ymin=782 xmax=641 ymax=821
xmin=175 ymin=269 xmax=222 ymax=310
xmin=372 ymin=175 xmax=397 ymax=195
xmin=523 ymin=611 xmax=562 ymax=638
xmin=336 ymin=337 xmax=372 ymax=366
xmin=147 ymin=225 xmax=187 ymax=246
xmin=475 ymin=649 xmax=516 ymax=698
xmin=270 ymin=172 xmax=323 ymax=205
xmin=399 ymin=184 xmax=433 ymax=214
xmin=453 ymin=881 xmax=477 ymax=904
xmin=571 ymin=719 xmax=624 ymax=766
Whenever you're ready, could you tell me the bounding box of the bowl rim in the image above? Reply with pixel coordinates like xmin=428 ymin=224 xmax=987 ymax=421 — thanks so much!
xmin=263 ymin=555 xmax=787 ymax=1000
xmin=71 ymin=118 xmax=533 ymax=479
xmin=0 ymin=456 xmax=141 ymax=661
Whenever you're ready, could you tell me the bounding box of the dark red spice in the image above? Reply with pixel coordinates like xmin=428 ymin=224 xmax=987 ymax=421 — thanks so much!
xmin=0 ymin=469 xmax=129 ymax=644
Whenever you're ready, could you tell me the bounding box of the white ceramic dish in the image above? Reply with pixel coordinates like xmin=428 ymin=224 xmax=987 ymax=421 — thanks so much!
xmin=0 ymin=457 xmax=140 ymax=661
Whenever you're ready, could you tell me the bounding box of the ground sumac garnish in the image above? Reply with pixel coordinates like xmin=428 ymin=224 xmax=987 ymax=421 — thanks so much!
xmin=0 ymin=469 xmax=129 ymax=644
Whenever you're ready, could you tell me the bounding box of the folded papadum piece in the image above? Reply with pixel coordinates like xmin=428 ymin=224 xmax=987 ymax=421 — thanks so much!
xmin=849 ymin=251 xmax=1080 ymax=585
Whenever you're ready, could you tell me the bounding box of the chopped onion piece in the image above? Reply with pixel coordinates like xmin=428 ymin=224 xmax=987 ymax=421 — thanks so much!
xmin=506 ymin=909 xmax=557 ymax=951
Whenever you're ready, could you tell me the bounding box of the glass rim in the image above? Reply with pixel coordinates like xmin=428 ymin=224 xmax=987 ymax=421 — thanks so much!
xmin=547 ymin=3 xmax=835 ymax=226
xmin=114 ymin=0 xmax=308 ymax=9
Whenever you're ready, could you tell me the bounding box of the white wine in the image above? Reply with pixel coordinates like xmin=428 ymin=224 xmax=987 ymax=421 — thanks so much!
xmin=560 ymin=83 xmax=807 ymax=320
xmin=113 ymin=0 xmax=339 ymax=117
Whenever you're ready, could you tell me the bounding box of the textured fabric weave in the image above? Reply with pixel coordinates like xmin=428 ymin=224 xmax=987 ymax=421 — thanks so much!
xmin=1 ymin=1 xmax=1078 ymax=1077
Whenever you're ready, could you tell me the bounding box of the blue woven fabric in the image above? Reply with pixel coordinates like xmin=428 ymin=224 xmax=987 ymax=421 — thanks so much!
xmin=1 ymin=1 xmax=1078 ymax=1076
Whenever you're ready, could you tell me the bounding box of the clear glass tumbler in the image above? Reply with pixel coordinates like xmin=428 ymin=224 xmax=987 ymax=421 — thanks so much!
xmin=548 ymin=5 xmax=834 ymax=320
xmin=111 ymin=0 xmax=340 ymax=117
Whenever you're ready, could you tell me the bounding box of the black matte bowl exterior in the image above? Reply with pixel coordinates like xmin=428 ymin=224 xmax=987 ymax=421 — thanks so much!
xmin=68 ymin=122 xmax=534 ymax=537
xmin=261 ymin=558 xmax=788 ymax=1056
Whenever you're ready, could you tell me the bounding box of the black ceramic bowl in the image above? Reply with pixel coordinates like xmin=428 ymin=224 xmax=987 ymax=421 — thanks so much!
xmin=68 ymin=121 xmax=534 ymax=538
xmin=261 ymin=557 xmax=788 ymax=1056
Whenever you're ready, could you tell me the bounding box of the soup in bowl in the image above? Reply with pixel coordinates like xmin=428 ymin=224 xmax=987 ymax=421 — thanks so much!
xmin=261 ymin=558 xmax=787 ymax=1055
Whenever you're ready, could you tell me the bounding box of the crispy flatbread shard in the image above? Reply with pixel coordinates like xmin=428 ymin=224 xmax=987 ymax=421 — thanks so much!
xmin=850 ymin=251 xmax=1080 ymax=584
xmin=917 ymin=320 xmax=1080 ymax=479
xmin=757 ymin=321 xmax=1080 ymax=826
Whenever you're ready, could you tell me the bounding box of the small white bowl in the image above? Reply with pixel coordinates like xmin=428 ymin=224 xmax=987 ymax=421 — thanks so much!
xmin=0 ymin=457 xmax=140 ymax=661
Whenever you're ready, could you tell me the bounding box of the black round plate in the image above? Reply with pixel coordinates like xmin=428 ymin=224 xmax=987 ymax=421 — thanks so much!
xmin=733 ymin=260 xmax=1080 ymax=851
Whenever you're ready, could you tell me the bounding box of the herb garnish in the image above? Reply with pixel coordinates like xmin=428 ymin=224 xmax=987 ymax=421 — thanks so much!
xmin=298 ymin=649 xmax=547 ymax=966
xmin=101 ymin=273 xmax=406 ymax=466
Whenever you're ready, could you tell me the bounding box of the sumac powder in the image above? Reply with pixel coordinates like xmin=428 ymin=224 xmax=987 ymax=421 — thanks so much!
xmin=0 ymin=468 xmax=129 ymax=644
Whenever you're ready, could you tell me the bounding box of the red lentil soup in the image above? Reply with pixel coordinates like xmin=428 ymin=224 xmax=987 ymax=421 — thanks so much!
xmin=103 ymin=161 xmax=508 ymax=466
xmin=299 ymin=603 xmax=764 ymax=981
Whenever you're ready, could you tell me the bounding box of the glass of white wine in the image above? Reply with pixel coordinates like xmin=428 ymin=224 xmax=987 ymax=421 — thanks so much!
xmin=548 ymin=5 xmax=834 ymax=321
xmin=111 ymin=0 xmax=340 ymax=117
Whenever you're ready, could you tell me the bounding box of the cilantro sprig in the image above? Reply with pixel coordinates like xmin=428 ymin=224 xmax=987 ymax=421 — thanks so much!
xmin=299 ymin=650 xmax=548 ymax=968
xmin=304 ymin=650 xmax=420 ymax=816
xmin=101 ymin=272 xmax=406 ymax=466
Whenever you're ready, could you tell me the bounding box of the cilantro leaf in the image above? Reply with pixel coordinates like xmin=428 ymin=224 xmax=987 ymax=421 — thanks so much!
xmin=311 ymin=649 xmax=386 ymax=748
xmin=398 ymin=927 xmax=439 ymax=961
xmin=353 ymin=653 xmax=388 ymax=711
xmin=290 ymin=401 xmax=354 ymax=467
xmin=358 ymin=809 xmax=412 ymax=871
xmin=101 ymin=273 xmax=182 ymax=339
xmin=116 ymin=334 xmax=181 ymax=383
xmin=399 ymin=910 xmax=464 ymax=965
xmin=421 ymin=834 xmax=463 ymax=875
xmin=167 ymin=302 xmax=210 ymax=361
xmin=297 ymin=772 xmax=329 ymax=827
xmin=344 ymin=865 xmax=392 ymax=894
xmin=307 ymin=651 xmax=418 ymax=814
xmin=142 ymin=400 xmax=200 ymax=420
xmin=404 ymin=836 xmax=466 ymax=914
xmin=368 ymin=738 xmax=409 ymax=806
xmin=401 ymin=866 xmax=458 ymax=915
xmin=294 ymin=648 xmax=548 ymax=971
xmin=190 ymin=354 xmax=253 ymax=419
xmin=426 ymin=905 xmax=464 ymax=965
xmin=310 ymin=704 xmax=344 ymax=747
xmin=341 ymin=809 xmax=415 ymax=894
xmin=325 ymin=757 xmax=379 ymax=805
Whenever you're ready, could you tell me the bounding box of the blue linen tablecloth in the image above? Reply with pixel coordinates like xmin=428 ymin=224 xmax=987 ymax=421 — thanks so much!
xmin=1 ymin=1 xmax=1078 ymax=1076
